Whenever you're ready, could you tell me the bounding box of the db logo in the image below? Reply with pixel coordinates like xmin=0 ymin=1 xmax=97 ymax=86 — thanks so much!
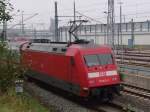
xmin=99 ymin=72 xmax=106 ymax=76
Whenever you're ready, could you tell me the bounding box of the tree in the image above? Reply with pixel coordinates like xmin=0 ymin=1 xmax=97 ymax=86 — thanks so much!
xmin=0 ymin=1 xmax=26 ymax=93
xmin=0 ymin=0 xmax=13 ymax=22
xmin=0 ymin=0 xmax=13 ymax=40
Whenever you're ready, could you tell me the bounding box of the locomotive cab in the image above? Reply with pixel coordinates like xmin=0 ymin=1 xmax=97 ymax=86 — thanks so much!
xmin=76 ymin=45 xmax=122 ymax=98
xmin=84 ymin=52 xmax=120 ymax=87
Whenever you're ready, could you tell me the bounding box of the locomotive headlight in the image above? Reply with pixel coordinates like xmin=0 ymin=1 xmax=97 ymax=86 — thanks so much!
xmin=83 ymin=87 xmax=89 ymax=91
xmin=88 ymin=72 xmax=99 ymax=78
xmin=112 ymin=77 xmax=117 ymax=81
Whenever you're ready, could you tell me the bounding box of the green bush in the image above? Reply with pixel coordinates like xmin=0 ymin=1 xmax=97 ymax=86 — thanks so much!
xmin=0 ymin=41 xmax=26 ymax=92
xmin=0 ymin=88 xmax=50 ymax=112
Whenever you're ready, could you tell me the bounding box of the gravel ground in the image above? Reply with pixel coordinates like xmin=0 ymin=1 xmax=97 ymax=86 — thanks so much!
xmin=114 ymin=92 xmax=150 ymax=112
xmin=24 ymin=82 xmax=93 ymax=112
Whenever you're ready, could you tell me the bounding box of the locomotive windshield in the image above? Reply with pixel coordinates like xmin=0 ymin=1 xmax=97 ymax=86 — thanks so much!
xmin=84 ymin=54 xmax=113 ymax=67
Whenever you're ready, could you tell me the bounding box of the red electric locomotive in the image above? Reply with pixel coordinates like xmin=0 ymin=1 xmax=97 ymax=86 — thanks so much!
xmin=20 ymin=40 xmax=122 ymax=100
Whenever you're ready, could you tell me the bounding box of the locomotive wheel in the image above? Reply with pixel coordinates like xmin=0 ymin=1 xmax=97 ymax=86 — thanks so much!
xmin=108 ymin=93 xmax=114 ymax=101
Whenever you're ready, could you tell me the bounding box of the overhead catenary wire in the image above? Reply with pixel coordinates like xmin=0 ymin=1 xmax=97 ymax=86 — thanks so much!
xmin=7 ymin=0 xmax=150 ymax=30
xmin=60 ymin=1 xmax=150 ymax=16
xmin=95 ymin=11 xmax=150 ymax=23
xmin=76 ymin=11 xmax=104 ymax=24
xmin=57 ymin=1 xmax=107 ymax=13
xmin=8 ymin=13 xmax=39 ymax=29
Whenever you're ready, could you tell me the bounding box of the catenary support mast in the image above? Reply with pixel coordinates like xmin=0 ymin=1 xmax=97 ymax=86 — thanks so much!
xmin=107 ymin=0 xmax=115 ymax=47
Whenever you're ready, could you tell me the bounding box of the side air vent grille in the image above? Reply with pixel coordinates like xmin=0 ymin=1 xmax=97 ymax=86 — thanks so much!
xmin=53 ymin=48 xmax=57 ymax=51
xmin=61 ymin=48 xmax=66 ymax=52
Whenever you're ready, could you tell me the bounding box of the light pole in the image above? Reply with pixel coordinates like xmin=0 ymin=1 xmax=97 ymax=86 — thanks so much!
xmin=118 ymin=1 xmax=123 ymax=46
xmin=103 ymin=11 xmax=108 ymax=45
xmin=118 ymin=0 xmax=124 ymax=64
xmin=21 ymin=11 xmax=25 ymax=35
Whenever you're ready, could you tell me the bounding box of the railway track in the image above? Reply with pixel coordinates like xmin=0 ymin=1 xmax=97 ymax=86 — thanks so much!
xmin=116 ymin=53 xmax=150 ymax=58
xmin=117 ymin=61 xmax=150 ymax=67
xmin=122 ymin=83 xmax=150 ymax=100
xmin=116 ymin=50 xmax=150 ymax=55
xmin=24 ymin=79 xmax=124 ymax=112
xmin=87 ymin=102 xmax=123 ymax=112
xmin=115 ymin=50 xmax=150 ymax=68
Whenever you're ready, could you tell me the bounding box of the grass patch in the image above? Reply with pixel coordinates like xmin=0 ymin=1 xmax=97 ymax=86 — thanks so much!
xmin=0 ymin=88 xmax=53 ymax=112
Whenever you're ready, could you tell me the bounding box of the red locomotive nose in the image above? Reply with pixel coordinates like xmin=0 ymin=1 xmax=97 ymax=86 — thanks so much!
xmin=83 ymin=52 xmax=120 ymax=88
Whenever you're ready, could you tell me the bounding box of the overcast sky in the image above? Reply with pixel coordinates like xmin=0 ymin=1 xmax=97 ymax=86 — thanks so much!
xmin=9 ymin=0 xmax=150 ymax=29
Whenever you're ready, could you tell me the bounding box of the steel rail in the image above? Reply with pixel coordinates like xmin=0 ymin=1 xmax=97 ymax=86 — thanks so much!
xmin=122 ymin=83 xmax=150 ymax=100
